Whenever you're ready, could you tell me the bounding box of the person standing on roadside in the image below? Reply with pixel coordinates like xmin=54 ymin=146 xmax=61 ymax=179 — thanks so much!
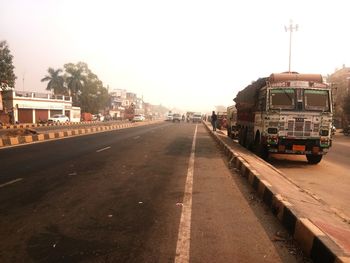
xmin=211 ymin=111 xmax=217 ymax=131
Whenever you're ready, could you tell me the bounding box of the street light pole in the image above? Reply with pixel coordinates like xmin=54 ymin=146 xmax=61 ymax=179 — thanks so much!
xmin=285 ymin=20 xmax=298 ymax=72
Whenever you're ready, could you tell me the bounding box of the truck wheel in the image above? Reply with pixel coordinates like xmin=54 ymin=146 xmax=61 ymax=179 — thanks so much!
xmin=260 ymin=145 xmax=269 ymax=160
xmin=306 ymin=154 xmax=322 ymax=164
xmin=243 ymin=129 xmax=249 ymax=149
xmin=238 ymin=129 xmax=244 ymax=145
xmin=227 ymin=128 xmax=231 ymax=138
xmin=256 ymin=143 xmax=268 ymax=160
xmin=239 ymin=129 xmax=247 ymax=146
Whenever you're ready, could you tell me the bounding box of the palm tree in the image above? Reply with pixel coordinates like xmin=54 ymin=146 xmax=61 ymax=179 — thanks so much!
xmin=41 ymin=68 xmax=67 ymax=95
xmin=65 ymin=63 xmax=86 ymax=106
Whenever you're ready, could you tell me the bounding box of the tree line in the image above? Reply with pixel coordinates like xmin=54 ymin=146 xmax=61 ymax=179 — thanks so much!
xmin=41 ymin=62 xmax=109 ymax=114
xmin=1 ymin=40 xmax=109 ymax=114
xmin=0 ymin=41 xmax=16 ymax=90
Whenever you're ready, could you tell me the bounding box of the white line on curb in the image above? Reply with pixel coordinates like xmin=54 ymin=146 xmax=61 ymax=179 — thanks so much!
xmin=174 ymin=124 xmax=198 ymax=263
xmin=0 ymin=178 xmax=23 ymax=188
xmin=96 ymin=146 xmax=111 ymax=153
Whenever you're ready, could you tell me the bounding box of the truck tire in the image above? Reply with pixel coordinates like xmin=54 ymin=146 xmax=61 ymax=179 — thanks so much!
xmin=239 ymin=128 xmax=247 ymax=147
xmin=256 ymin=142 xmax=268 ymax=160
xmin=238 ymin=129 xmax=244 ymax=146
xmin=230 ymin=128 xmax=236 ymax=139
xmin=306 ymin=154 xmax=322 ymax=164
xmin=227 ymin=127 xmax=231 ymax=138
xmin=260 ymin=145 xmax=269 ymax=160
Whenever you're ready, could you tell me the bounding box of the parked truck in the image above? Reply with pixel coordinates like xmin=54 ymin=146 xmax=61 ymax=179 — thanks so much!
xmin=227 ymin=105 xmax=238 ymax=139
xmin=216 ymin=112 xmax=227 ymax=130
xmin=234 ymin=72 xmax=333 ymax=164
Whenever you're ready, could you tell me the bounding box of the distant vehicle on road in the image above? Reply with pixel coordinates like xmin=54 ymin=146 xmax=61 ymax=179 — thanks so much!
xmin=172 ymin=113 xmax=182 ymax=122
xmin=48 ymin=114 xmax=69 ymax=123
xmin=103 ymin=114 xmax=112 ymax=121
xmin=92 ymin=114 xmax=105 ymax=121
xmin=166 ymin=114 xmax=173 ymax=121
xmin=192 ymin=113 xmax=202 ymax=123
xmin=92 ymin=114 xmax=98 ymax=121
xmin=343 ymin=125 xmax=350 ymax=136
xmin=81 ymin=112 xmax=93 ymax=122
xmin=133 ymin=114 xmax=145 ymax=122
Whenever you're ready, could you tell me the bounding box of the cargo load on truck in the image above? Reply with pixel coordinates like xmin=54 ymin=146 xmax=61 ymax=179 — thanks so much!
xmin=234 ymin=72 xmax=333 ymax=164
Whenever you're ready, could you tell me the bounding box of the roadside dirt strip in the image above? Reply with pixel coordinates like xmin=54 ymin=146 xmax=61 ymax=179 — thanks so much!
xmin=0 ymin=120 xmax=161 ymax=148
xmin=203 ymin=122 xmax=350 ymax=263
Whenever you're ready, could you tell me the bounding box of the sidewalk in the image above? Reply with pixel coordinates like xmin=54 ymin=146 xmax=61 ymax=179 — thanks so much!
xmin=204 ymin=122 xmax=350 ymax=263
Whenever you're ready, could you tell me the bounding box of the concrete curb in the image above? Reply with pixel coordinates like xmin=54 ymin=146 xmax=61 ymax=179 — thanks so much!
xmin=0 ymin=120 xmax=128 ymax=130
xmin=203 ymin=122 xmax=350 ymax=263
xmin=0 ymin=120 xmax=160 ymax=148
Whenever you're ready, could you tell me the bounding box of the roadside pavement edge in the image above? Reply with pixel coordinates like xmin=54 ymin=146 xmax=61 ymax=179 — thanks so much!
xmin=203 ymin=121 xmax=350 ymax=263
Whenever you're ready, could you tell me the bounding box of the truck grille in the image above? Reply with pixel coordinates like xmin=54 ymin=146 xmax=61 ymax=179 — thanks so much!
xmin=295 ymin=121 xmax=304 ymax=131
xmin=287 ymin=121 xmax=294 ymax=136
xmin=285 ymin=119 xmax=315 ymax=137
xmin=304 ymin=121 xmax=312 ymax=136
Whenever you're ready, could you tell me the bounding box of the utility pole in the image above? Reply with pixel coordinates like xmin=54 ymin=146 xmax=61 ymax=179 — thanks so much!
xmin=22 ymin=71 xmax=25 ymax=91
xmin=285 ymin=20 xmax=298 ymax=72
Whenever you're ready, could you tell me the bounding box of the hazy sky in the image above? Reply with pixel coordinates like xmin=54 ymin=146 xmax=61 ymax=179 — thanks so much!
xmin=1 ymin=0 xmax=350 ymax=112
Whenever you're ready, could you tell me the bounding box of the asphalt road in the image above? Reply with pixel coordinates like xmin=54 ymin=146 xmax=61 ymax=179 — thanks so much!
xmin=0 ymin=122 xmax=308 ymax=262
xmin=269 ymin=132 xmax=350 ymax=220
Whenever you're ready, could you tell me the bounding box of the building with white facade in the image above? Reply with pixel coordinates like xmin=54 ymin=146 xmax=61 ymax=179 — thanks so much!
xmin=1 ymin=90 xmax=80 ymax=124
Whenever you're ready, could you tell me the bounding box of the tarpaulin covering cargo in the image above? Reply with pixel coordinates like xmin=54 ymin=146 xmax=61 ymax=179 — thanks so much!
xmin=269 ymin=73 xmax=323 ymax=83
xmin=234 ymin=73 xmax=324 ymax=110
xmin=234 ymin=77 xmax=267 ymax=109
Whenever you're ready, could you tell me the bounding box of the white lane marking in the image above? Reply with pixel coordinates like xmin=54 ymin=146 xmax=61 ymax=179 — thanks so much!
xmin=175 ymin=124 xmax=198 ymax=263
xmin=0 ymin=178 xmax=23 ymax=188
xmin=96 ymin=146 xmax=111 ymax=153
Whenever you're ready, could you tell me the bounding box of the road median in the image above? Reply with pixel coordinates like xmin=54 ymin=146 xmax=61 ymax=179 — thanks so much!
xmin=203 ymin=121 xmax=350 ymax=263
xmin=0 ymin=120 xmax=162 ymax=148
xmin=0 ymin=120 xmax=105 ymax=130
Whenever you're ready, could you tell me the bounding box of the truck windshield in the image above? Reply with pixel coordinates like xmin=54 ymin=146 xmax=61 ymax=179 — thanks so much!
xmin=270 ymin=89 xmax=295 ymax=110
xmin=304 ymin=89 xmax=330 ymax=111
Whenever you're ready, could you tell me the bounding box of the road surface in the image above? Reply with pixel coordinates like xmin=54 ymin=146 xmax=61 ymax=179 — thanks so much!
xmin=0 ymin=122 xmax=307 ymax=262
